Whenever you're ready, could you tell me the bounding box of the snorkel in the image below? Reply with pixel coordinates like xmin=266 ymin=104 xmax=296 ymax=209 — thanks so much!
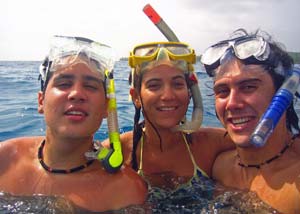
xmin=201 ymin=30 xmax=299 ymax=147
xmin=40 ymin=36 xmax=123 ymax=173
xmin=97 ymin=69 xmax=123 ymax=173
xmin=143 ymin=4 xmax=203 ymax=133
xmin=250 ymin=66 xmax=300 ymax=147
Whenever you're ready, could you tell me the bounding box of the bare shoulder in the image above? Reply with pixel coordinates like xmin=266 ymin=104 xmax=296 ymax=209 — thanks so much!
xmin=193 ymin=127 xmax=226 ymax=139
xmin=120 ymin=131 xmax=133 ymax=146
xmin=192 ymin=127 xmax=234 ymax=153
xmin=108 ymin=165 xmax=147 ymax=204
xmin=0 ymin=136 xmax=43 ymax=173
xmin=0 ymin=136 xmax=43 ymax=152
xmin=120 ymin=131 xmax=134 ymax=164
xmin=212 ymin=150 xmax=237 ymax=180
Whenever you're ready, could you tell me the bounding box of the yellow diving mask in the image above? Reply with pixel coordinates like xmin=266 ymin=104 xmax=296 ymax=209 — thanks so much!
xmin=128 ymin=41 xmax=203 ymax=133
xmin=129 ymin=41 xmax=196 ymax=71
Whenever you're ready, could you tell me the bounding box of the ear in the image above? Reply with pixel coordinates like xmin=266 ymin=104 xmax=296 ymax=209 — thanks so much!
xmin=130 ymin=88 xmax=141 ymax=108
xmin=38 ymin=91 xmax=44 ymax=114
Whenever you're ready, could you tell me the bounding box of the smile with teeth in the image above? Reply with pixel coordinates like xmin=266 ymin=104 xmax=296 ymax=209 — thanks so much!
xmin=158 ymin=106 xmax=176 ymax=111
xmin=65 ymin=111 xmax=87 ymax=116
xmin=231 ymin=117 xmax=251 ymax=126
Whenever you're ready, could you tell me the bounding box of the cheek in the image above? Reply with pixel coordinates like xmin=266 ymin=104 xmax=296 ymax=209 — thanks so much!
xmin=215 ymin=98 xmax=226 ymax=120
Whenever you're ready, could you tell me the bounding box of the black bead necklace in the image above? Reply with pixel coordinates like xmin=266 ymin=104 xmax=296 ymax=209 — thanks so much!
xmin=38 ymin=140 xmax=95 ymax=174
xmin=237 ymin=135 xmax=297 ymax=169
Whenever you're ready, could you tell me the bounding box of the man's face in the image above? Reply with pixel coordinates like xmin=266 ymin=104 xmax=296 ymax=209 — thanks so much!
xmin=38 ymin=60 xmax=107 ymax=139
xmin=213 ymin=59 xmax=276 ymax=147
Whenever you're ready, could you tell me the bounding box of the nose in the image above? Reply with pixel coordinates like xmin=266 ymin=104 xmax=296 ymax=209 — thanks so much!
xmin=225 ymin=89 xmax=244 ymax=111
xmin=68 ymin=83 xmax=87 ymax=103
xmin=160 ymin=85 xmax=176 ymax=100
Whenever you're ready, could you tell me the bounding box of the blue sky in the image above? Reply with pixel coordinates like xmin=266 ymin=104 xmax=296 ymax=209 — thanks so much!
xmin=1 ymin=0 xmax=299 ymax=60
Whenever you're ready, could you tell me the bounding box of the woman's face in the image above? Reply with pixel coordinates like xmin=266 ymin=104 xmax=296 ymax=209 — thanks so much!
xmin=137 ymin=64 xmax=190 ymax=130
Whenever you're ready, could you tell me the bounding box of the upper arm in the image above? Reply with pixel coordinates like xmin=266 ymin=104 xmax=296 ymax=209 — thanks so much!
xmin=120 ymin=132 xmax=133 ymax=166
xmin=0 ymin=139 xmax=20 ymax=174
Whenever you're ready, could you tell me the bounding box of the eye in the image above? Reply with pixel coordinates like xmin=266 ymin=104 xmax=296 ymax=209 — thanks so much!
xmin=55 ymin=80 xmax=72 ymax=89
xmin=145 ymin=80 xmax=161 ymax=91
xmin=173 ymin=80 xmax=186 ymax=89
xmin=214 ymin=87 xmax=229 ymax=98
xmin=240 ymin=83 xmax=257 ymax=93
xmin=84 ymin=83 xmax=99 ymax=90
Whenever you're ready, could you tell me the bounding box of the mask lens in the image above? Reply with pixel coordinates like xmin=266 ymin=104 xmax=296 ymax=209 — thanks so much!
xmin=201 ymin=42 xmax=230 ymax=66
xmin=164 ymin=44 xmax=191 ymax=55
xmin=134 ymin=45 xmax=158 ymax=57
xmin=40 ymin=35 xmax=115 ymax=88
xmin=49 ymin=36 xmax=115 ymax=74
xmin=234 ymin=38 xmax=264 ymax=59
xmin=130 ymin=42 xmax=195 ymax=68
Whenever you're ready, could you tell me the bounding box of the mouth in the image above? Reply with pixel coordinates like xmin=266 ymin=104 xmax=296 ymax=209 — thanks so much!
xmin=65 ymin=110 xmax=88 ymax=116
xmin=64 ymin=107 xmax=89 ymax=120
xmin=157 ymin=106 xmax=177 ymax=111
xmin=229 ymin=116 xmax=253 ymax=127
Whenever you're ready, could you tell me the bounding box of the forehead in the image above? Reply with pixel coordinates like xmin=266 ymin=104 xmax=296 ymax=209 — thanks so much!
xmin=214 ymin=59 xmax=272 ymax=83
xmin=51 ymin=61 xmax=103 ymax=80
xmin=142 ymin=64 xmax=185 ymax=80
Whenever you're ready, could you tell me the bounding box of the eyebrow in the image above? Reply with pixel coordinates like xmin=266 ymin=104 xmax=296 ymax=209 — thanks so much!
xmin=213 ymin=78 xmax=261 ymax=90
xmin=53 ymin=73 xmax=103 ymax=84
xmin=145 ymin=74 xmax=185 ymax=82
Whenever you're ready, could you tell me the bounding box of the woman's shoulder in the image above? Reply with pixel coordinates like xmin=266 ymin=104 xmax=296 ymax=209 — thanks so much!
xmin=120 ymin=131 xmax=133 ymax=142
xmin=192 ymin=127 xmax=227 ymax=140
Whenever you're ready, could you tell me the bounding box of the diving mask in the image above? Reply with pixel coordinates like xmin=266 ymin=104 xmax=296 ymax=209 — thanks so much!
xmin=128 ymin=41 xmax=203 ymax=133
xmin=39 ymin=35 xmax=116 ymax=90
xmin=201 ymin=35 xmax=275 ymax=77
xmin=128 ymin=41 xmax=196 ymax=71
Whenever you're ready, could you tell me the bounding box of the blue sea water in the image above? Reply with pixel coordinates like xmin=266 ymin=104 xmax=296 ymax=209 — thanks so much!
xmin=0 ymin=61 xmax=284 ymax=213
xmin=0 ymin=60 xmax=222 ymax=142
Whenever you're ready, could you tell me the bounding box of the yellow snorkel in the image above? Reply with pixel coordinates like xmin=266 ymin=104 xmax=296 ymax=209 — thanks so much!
xmin=143 ymin=4 xmax=203 ymax=133
xmin=97 ymin=69 xmax=123 ymax=173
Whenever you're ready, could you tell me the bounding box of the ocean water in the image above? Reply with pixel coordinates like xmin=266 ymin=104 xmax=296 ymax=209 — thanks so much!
xmin=0 ymin=60 xmax=222 ymax=142
xmin=0 ymin=61 xmax=284 ymax=213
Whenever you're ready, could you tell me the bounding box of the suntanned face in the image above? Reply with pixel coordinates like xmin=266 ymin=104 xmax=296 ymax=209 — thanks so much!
xmin=214 ymin=59 xmax=276 ymax=147
xmin=138 ymin=64 xmax=190 ymax=130
xmin=38 ymin=61 xmax=107 ymax=140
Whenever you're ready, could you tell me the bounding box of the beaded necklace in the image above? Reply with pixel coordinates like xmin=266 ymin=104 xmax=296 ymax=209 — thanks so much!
xmin=38 ymin=140 xmax=95 ymax=174
xmin=237 ymin=135 xmax=297 ymax=169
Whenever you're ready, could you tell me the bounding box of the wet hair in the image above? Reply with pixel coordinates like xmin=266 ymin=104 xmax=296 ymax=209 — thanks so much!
xmin=227 ymin=28 xmax=299 ymax=134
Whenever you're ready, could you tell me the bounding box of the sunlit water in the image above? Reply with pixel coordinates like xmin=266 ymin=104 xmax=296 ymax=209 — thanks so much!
xmin=0 ymin=60 xmax=292 ymax=213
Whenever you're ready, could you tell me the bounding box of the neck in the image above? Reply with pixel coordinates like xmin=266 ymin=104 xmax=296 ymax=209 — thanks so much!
xmin=43 ymin=135 xmax=94 ymax=168
xmin=236 ymin=133 xmax=296 ymax=169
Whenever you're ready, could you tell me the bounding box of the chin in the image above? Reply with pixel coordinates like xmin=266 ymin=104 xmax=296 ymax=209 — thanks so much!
xmin=230 ymin=134 xmax=252 ymax=148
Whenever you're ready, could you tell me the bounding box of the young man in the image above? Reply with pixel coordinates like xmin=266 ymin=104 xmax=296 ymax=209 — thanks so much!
xmin=0 ymin=36 xmax=147 ymax=212
xmin=201 ymin=29 xmax=300 ymax=214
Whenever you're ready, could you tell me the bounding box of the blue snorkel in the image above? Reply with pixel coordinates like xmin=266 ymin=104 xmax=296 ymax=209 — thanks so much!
xmin=250 ymin=66 xmax=300 ymax=147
